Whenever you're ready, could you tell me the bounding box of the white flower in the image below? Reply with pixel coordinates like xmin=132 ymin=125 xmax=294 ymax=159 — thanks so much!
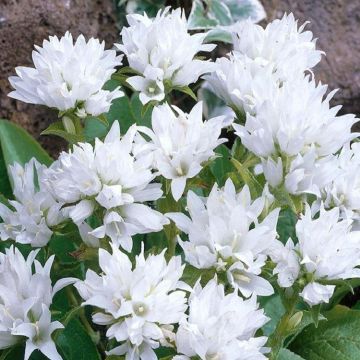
xmin=271 ymin=205 xmax=360 ymax=306
xmin=234 ymin=77 xmax=356 ymax=159
xmin=42 ymin=121 xmax=168 ymax=251
xmin=8 ymin=32 xmax=123 ymax=116
xmin=231 ymin=13 xmax=322 ymax=81
xmin=175 ymin=278 xmax=269 ymax=360
xmin=319 ymin=143 xmax=360 ymax=223
xmin=127 ymin=65 xmax=165 ymax=104
xmin=116 ymin=8 xmax=215 ymax=104
xmin=75 ymin=245 xmax=187 ymax=360
xmin=167 ymin=179 xmax=279 ymax=297
xmin=138 ymin=102 xmax=227 ymax=201
xmin=204 ymin=54 xmax=278 ymax=115
xmin=234 ymin=76 xmax=357 ymax=193
xmin=0 ymin=246 xmax=75 ymax=359
xmin=0 ymin=159 xmax=66 ymax=247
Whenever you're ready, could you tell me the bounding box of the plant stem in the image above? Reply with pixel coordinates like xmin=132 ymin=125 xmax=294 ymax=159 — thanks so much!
xmin=268 ymin=293 xmax=299 ymax=360
xmin=65 ymin=287 xmax=99 ymax=343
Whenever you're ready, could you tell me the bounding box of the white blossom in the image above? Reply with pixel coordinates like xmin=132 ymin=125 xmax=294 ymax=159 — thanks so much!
xmin=138 ymin=102 xmax=227 ymax=201
xmin=319 ymin=143 xmax=360 ymax=224
xmin=0 ymin=159 xmax=66 ymax=247
xmin=231 ymin=13 xmax=322 ymax=81
xmin=271 ymin=205 xmax=360 ymax=306
xmin=8 ymin=32 xmax=123 ymax=116
xmin=168 ymin=179 xmax=279 ymax=297
xmin=175 ymin=278 xmax=269 ymax=360
xmin=234 ymin=76 xmax=357 ymax=194
xmin=116 ymin=8 xmax=215 ymax=104
xmin=204 ymin=54 xmax=278 ymax=116
xmin=0 ymin=246 xmax=75 ymax=359
xmin=75 ymin=245 xmax=187 ymax=360
xmin=42 ymin=121 xmax=168 ymax=251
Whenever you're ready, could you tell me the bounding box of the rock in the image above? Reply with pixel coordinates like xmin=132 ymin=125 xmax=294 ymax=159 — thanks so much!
xmin=0 ymin=0 xmax=118 ymax=155
xmin=261 ymin=0 xmax=360 ymax=119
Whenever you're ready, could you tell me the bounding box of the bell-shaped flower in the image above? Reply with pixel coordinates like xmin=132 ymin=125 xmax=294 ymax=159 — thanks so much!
xmin=174 ymin=278 xmax=269 ymax=360
xmin=116 ymin=8 xmax=215 ymax=104
xmin=75 ymin=245 xmax=187 ymax=360
xmin=138 ymin=102 xmax=228 ymax=201
xmin=0 ymin=246 xmax=75 ymax=359
xmin=168 ymin=179 xmax=279 ymax=297
xmin=42 ymin=121 xmax=168 ymax=251
xmin=0 ymin=159 xmax=66 ymax=247
xmin=8 ymin=32 xmax=123 ymax=116
xmin=271 ymin=205 xmax=360 ymax=306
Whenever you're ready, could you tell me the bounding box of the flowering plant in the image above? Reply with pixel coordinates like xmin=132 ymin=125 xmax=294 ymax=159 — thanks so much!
xmin=1 ymin=5 xmax=360 ymax=360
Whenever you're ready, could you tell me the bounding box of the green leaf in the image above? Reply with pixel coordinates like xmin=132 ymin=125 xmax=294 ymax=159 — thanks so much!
xmin=188 ymin=0 xmax=265 ymax=31
xmin=188 ymin=0 xmax=232 ymax=30
xmin=261 ymin=295 xmax=286 ymax=336
xmin=181 ymin=264 xmax=215 ymax=287
xmin=209 ymin=145 xmax=233 ymax=186
xmin=230 ymin=157 xmax=263 ymax=197
xmin=41 ymin=121 xmax=83 ymax=144
xmin=173 ymin=86 xmax=197 ymax=101
xmin=0 ymin=147 xmax=12 ymax=199
xmin=0 ymin=119 xmax=52 ymax=167
xmin=290 ymin=306 xmax=360 ymax=360
xmin=278 ymin=349 xmax=305 ymax=360
xmin=56 ymin=319 xmax=101 ymax=360
xmin=226 ymin=0 xmax=266 ymax=23
xmin=277 ymin=209 xmax=298 ymax=244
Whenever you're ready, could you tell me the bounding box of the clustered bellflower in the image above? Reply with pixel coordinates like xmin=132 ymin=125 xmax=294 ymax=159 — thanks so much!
xmin=1 ymin=6 xmax=360 ymax=360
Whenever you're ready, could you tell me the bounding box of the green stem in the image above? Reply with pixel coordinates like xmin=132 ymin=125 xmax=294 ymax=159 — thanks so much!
xmin=65 ymin=287 xmax=99 ymax=344
xmin=268 ymin=293 xmax=299 ymax=360
xmin=0 ymin=348 xmax=11 ymax=360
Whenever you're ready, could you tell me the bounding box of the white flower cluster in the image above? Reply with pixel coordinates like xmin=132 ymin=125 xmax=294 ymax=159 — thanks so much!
xmin=9 ymin=32 xmax=123 ymax=117
xmin=0 ymin=160 xmax=66 ymax=247
xmin=271 ymin=206 xmax=360 ymax=306
xmin=206 ymin=13 xmax=357 ymax=197
xmin=41 ymin=121 xmax=168 ymax=251
xmin=116 ymin=8 xmax=215 ymax=104
xmin=174 ymin=279 xmax=269 ymax=360
xmin=139 ymin=102 xmax=228 ymax=200
xmin=318 ymin=143 xmax=360 ymax=224
xmin=75 ymin=246 xmax=269 ymax=360
xmin=0 ymin=246 xmax=74 ymax=360
xmin=3 ymin=7 xmax=360 ymax=360
xmin=75 ymin=245 xmax=187 ymax=360
xmin=168 ymin=179 xmax=279 ymax=297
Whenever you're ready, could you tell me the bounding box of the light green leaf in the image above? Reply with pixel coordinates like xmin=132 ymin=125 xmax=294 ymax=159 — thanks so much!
xmin=230 ymin=157 xmax=263 ymax=197
xmin=41 ymin=121 xmax=83 ymax=144
xmin=290 ymin=306 xmax=360 ymax=360
xmin=188 ymin=0 xmax=265 ymax=31
xmin=0 ymin=119 xmax=52 ymax=167
xmin=174 ymin=86 xmax=197 ymax=101
xmin=278 ymin=349 xmax=305 ymax=360
xmin=226 ymin=0 xmax=266 ymax=23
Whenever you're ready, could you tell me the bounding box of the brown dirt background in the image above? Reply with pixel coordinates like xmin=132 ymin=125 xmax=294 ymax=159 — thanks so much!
xmin=0 ymin=0 xmax=359 ymax=155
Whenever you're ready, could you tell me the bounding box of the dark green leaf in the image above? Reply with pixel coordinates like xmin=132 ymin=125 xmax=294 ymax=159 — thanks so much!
xmin=277 ymin=209 xmax=298 ymax=244
xmin=56 ymin=319 xmax=101 ymax=360
xmin=290 ymin=305 xmax=360 ymax=360
xmin=209 ymin=145 xmax=233 ymax=186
